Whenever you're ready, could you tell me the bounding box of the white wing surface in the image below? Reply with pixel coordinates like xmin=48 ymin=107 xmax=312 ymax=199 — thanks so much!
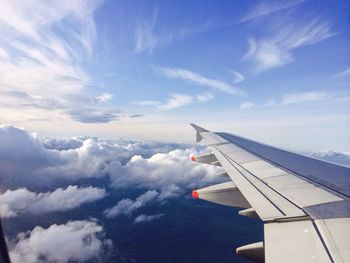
xmin=190 ymin=124 xmax=350 ymax=263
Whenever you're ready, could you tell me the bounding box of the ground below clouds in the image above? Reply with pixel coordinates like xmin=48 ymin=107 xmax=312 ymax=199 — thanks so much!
xmin=0 ymin=124 xmax=349 ymax=262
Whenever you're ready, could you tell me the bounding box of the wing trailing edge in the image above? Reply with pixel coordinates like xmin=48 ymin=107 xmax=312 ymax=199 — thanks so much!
xmin=189 ymin=123 xmax=350 ymax=262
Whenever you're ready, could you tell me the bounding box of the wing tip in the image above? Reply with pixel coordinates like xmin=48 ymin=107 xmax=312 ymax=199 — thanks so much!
xmin=190 ymin=123 xmax=209 ymax=142
xmin=190 ymin=123 xmax=209 ymax=133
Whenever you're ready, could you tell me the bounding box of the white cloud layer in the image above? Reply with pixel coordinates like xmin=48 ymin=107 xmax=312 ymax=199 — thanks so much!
xmin=0 ymin=124 xmax=219 ymax=201
xmin=3 ymin=123 xmax=348 ymax=203
xmin=9 ymin=220 xmax=111 ymax=263
xmin=0 ymin=185 xmax=106 ymax=218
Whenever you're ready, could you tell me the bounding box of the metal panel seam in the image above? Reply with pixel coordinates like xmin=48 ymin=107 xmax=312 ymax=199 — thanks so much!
xmin=212 ymin=145 xmax=287 ymax=217
xmin=312 ymin=221 xmax=335 ymax=263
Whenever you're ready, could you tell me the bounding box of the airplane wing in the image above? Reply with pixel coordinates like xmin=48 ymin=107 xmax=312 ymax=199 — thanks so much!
xmin=190 ymin=124 xmax=350 ymax=263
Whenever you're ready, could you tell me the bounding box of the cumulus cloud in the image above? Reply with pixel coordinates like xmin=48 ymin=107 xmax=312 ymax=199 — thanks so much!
xmin=0 ymin=124 xmax=57 ymax=186
xmin=243 ymin=18 xmax=334 ymax=72
xmin=104 ymin=190 xmax=159 ymax=218
xmin=134 ymin=213 xmax=164 ymax=224
xmin=310 ymin=150 xmax=350 ymax=166
xmin=0 ymin=0 xmax=119 ymax=123
xmin=0 ymin=124 xmax=219 ymax=200
xmin=40 ymin=137 xmax=84 ymax=151
xmin=0 ymin=124 xmax=175 ymax=186
xmin=0 ymin=185 xmax=106 ymax=218
xmin=154 ymin=66 xmax=244 ymax=95
xmin=106 ymin=148 xmax=220 ymax=200
xmin=9 ymin=220 xmax=112 ymax=263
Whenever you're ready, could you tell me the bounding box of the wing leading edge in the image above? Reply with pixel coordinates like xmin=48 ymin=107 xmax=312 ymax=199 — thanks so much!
xmin=190 ymin=124 xmax=350 ymax=263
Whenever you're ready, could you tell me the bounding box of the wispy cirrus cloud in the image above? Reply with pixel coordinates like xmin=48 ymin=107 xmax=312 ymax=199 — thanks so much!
xmin=158 ymin=93 xmax=213 ymax=110
xmin=132 ymin=100 xmax=161 ymax=107
xmin=196 ymin=92 xmax=214 ymax=102
xmin=281 ymin=91 xmax=328 ymax=105
xmin=240 ymin=0 xmax=305 ymax=22
xmin=263 ymin=91 xmax=329 ymax=107
xmin=239 ymin=101 xmax=254 ymax=109
xmin=0 ymin=0 xmax=121 ymax=123
xmin=229 ymin=70 xmax=245 ymax=84
xmin=158 ymin=94 xmax=193 ymax=110
xmin=239 ymin=91 xmax=330 ymax=109
xmin=134 ymin=6 xmax=159 ymax=53
xmin=134 ymin=7 xmax=215 ymax=54
xmin=133 ymin=93 xmax=213 ymax=111
xmin=242 ymin=18 xmax=335 ymax=72
xmin=333 ymin=68 xmax=350 ymax=78
xmin=154 ymin=66 xmax=244 ymax=95
xmin=259 ymin=91 xmax=332 ymax=108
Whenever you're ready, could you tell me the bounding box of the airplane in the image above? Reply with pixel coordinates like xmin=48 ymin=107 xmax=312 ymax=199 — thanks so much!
xmin=190 ymin=124 xmax=350 ymax=263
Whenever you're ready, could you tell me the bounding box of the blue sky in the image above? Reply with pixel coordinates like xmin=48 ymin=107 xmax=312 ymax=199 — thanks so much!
xmin=0 ymin=0 xmax=349 ymax=151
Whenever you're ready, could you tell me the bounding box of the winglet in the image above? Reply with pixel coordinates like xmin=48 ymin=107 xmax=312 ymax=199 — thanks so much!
xmin=190 ymin=123 xmax=209 ymax=142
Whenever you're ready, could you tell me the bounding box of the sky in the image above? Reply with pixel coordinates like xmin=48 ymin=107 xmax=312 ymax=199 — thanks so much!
xmin=0 ymin=0 xmax=349 ymax=151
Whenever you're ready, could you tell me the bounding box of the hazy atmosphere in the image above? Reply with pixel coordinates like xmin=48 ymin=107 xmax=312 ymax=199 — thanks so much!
xmin=0 ymin=0 xmax=349 ymax=262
